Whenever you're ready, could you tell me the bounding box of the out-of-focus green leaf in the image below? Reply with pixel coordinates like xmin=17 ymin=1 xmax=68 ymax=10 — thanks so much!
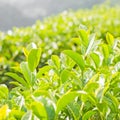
xmin=0 ymin=105 xmax=8 ymax=120
xmin=20 ymin=62 xmax=31 ymax=84
xmin=51 ymin=55 xmax=60 ymax=69
xmin=84 ymin=82 xmax=99 ymax=93
xmin=63 ymin=50 xmax=85 ymax=70
xmin=26 ymin=42 xmax=37 ymax=51
xmin=106 ymin=32 xmax=114 ymax=46
xmin=78 ymin=29 xmax=89 ymax=47
xmin=6 ymin=72 xmax=28 ymax=88
xmin=102 ymin=44 xmax=109 ymax=61
xmin=31 ymin=101 xmax=47 ymax=120
xmin=0 ymin=84 xmax=8 ymax=99
xmin=37 ymin=66 xmax=51 ymax=78
xmin=85 ymin=34 xmax=95 ymax=56
xmin=28 ymin=48 xmax=41 ymax=72
xmin=90 ymin=52 xmax=100 ymax=68
xmin=82 ymin=110 xmax=97 ymax=120
xmin=39 ymin=97 xmax=55 ymax=120
xmin=56 ymin=91 xmax=87 ymax=114
xmin=21 ymin=111 xmax=32 ymax=120
xmin=60 ymin=69 xmax=70 ymax=83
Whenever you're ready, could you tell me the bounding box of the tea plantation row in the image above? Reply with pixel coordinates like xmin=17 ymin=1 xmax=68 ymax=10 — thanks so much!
xmin=0 ymin=4 xmax=120 ymax=120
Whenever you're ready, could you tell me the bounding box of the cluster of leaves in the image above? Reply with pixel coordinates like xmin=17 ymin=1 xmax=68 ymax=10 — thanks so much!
xmin=0 ymin=3 xmax=120 ymax=83
xmin=0 ymin=29 xmax=120 ymax=119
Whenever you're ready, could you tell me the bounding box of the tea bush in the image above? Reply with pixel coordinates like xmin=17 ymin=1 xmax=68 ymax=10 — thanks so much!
xmin=0 ymin=3 xmax=120 ymax=120
xmin=0 ymin=3 xmax=120 ymax=83
xmin=0 ymin=29 xmax=120 ymax=119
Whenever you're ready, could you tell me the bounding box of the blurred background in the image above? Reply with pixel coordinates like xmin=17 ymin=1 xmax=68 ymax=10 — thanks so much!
xmin=0 ymin=0 xmax=119 ymax=31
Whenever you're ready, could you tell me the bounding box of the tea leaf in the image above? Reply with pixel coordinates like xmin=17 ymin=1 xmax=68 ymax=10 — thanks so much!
xmin=21 ymin=111 xmax=32 ymax=120
xmin=31 ymin=101 xmax=47 ymax=119
xmin=0 ymin=105 xmax=8 ymax=120
xmin=56 ymin=91 xmax=87 ymax=114
xmin=28 ymin=48 xmax=41 ymax=72
xmin=63 ymin=50 xmax=85 ymax=70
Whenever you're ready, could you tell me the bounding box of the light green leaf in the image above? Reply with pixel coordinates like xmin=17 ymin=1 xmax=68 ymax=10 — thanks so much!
xmin=78 ymin=29 xmax=89 ymax=47
xmin=28 ymin=48 xmax=41 ymax=72
xmin=97 ymin=102 xmax=108 ymax=116
xmin=51 ymin=55 xmax=60 ymax=69
xmin=82 ymin=110 xmax=96 ymax=120
xmin=84 ymin=82 xmax=99 ymax=93
xmin=20 ymin=62 xmax=31 ymax=86
xmin=33 ymin=90 xmax=49 ymax=97
xmin=31 ymin=101 xmax=47 ymax=120
xmin=9 ymin=109 xmax=24 ymax=119
xmin=60 ymin=69 xmax=70 ymax=83
xmin=21 ymin=111 xmax=32 ymax=120
xmin=39 ymin=97 xmax=55 ymax=120
xmin=85 ymin=34 xmax=95 ymax=56
xmin=90 ymin=52 xmax=100 ymax=68
xmin=67 ymin=102 xmax=80 ymax=120
xmin=56 ymin=91 xmax=87 ymax=114
xmin=102 ymin=44 xmax=109 ymax=60
xmin=36 ymin=66 xmax=51 ymax=78
xmin=6 ymin=72 xmax=28 ymax=88
xmin=26 ymin=42 xmax=37 ymax=51
xmin=0 ymin=105 xmax=8 ymax=120
xmin=63 ymin=50 xmax=85 ymax=70
xmin=9 ymin=81 xmax=24 ymax=88
xmin=107 ymin=93 xmax=119 ymax=112
xmin=0 ymin=84 xmax=8 ymax=99
xmin=106 ymin=32 xmax=114 ymax=46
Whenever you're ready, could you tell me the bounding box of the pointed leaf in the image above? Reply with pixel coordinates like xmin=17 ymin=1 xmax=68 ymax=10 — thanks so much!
xmin=85 ymin=34 xmax=95 ymax=56
xmin=56 ymin=91 xmax=87 ymax=114
xmin=102 ymin=44 xmax=109 ymax=60
xmin=20 ymin=62 xmax=31 ymax=86
xmin=0 ymin=84 xmax=8 ymax=99
xmin=28 ymin=48 xmax=41 ymax=72
xmin=60 ymin=69 xmax=70 ymax=83
xmin=106 ymin=32 xmax=114 ymax=46
xmin=21 ymin=111 xmax=32 ymax=120
xmin=51 ymin=55 xmax=60 ymax=69
xmin=31 ymin=101 xmax=47 ymax=119
xmin=90 ymin=52 xmax=100 ymax=68
xmin=0 ymin=105 xmax=8 ymax=120
xmin=82 ymin=110 xmax=96 ymax=120
xmin=63 ymin=50 xmax=85 ymax=70
xmin=6 ymin=72 xmax=28 ymax=88
xmin=78 ymin=29 xmax=89 ymax=47
xmin=37 ymin=66 xmax=51 ymax=78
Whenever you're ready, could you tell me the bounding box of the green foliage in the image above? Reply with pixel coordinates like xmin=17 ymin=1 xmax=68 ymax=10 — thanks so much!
xmin=63 ymin=50 xmax=85 ymax=70
xmin=0 ymin=3 xmax=120 ymax=120
xmin=0 ymin=4 xmax=120 ymax=83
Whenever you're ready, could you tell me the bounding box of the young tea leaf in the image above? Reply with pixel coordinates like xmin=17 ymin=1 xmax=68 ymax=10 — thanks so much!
xmin=60 ymin=69 xmax=70 ymax=83
xmin=21 ymin=111 xmax=32 ymax=120
xmin=106 ymin=32 xmax=114 ymax=46
xmin=36 ymin=66 xmax=51 ymax=78
xmin=63 ymin=50 xmax=85 ymax=70
xmin=20 ymin=62 xmax=31 ymax=86
xmin=90 ymin=52 xmax=100 ymax=68
xmin=28 ymin=48 xmax=41 ymax=72
xmin=0 ymin=105 xmax=8 ymax=120
xmin=6 ymin=72 xmax=28 ymax=88
xmin=51 ymin=55 xmax=60 ymax=69
xmin=82 ymin=110 xmax=97 ymax=120
xmin=31 ymin=101 xmax=47 ymax=120
xmin=78 ymin=29 xmax=89 ymax=47
xmin=56 ymin=91 xmax=86 ymax=114
xmin=0 ymin=84 xmax=8 ymax=99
